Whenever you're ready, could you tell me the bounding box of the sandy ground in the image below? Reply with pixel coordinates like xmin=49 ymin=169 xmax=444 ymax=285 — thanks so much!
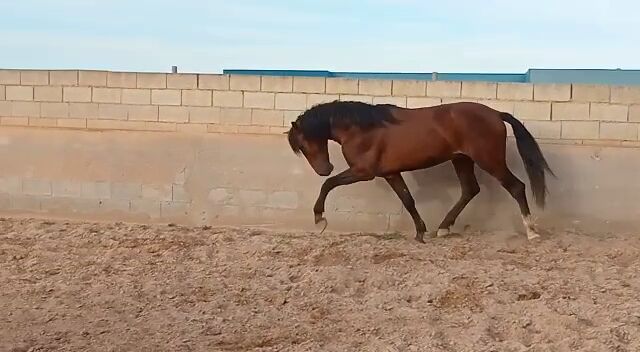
xmin=1 ymin=217 xmax=639 ymax=352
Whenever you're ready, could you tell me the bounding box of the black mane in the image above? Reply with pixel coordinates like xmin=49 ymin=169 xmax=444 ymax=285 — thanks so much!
xmin=287 ymin=100 xmax=399 ymax=154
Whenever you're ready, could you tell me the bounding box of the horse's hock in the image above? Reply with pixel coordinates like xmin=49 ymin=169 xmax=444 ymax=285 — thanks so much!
xmin=1 ymin=69 xmax=640 ymax=234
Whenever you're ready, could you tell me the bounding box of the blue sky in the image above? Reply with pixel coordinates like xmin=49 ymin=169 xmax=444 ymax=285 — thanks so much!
xmin=1 ymin=0 xmax=638 ymax=73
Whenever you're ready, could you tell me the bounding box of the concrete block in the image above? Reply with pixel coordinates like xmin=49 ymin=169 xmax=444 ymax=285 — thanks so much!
xmin=243 ymin=92 xmax=275 ymax=109
xmin=442 ymin=98 xmax=477 ymax=105
xmin=533 ymin=84 xmax=571 ymax=101
xmin=11 ymin=196 xmax=42 ymax=212
xmin=283 ymin=110 xmax=302 ymax=125
xmin=52 ymin=180 xmax=82 ymax=197
xmin=145 ymin=121 xmax=176 ymax=132
xmin=339 ymin=95 xmax=373 ymax=104
xmin=11 ymin=102 xmax=40 ymax=117
xmin=551 ymin=102 xmax=589 ymax=121
xmin=266 ymin=191 xmax=298 ymax=209
xmin=0 ymin=101 xmax=10 ymax=115
xmin=98 ymin=104 xmax=128 ymax=120
xmin=0 ymin=177 xmax=21 ymax=194
xmin=92 ymin=87 xmax=121 ymax=103
xmin=142 ymin=184 xmax=173 ymax=201
xmin=136 ymin=73 xmax=166 ymax=88
xmin=40 ymin=197 xmax=100 ymax=214
xmin=252 ymin=109 xmax=283 ymax=126
xmin=293 ymin=77 xmax=325 ymax=93
xmin=34 ymin=86 xmax=62 ymax=102
xmin=41 ymin=102 xmax=69 ymax=118
xmin=121 ymin=89 xmax=151 ymax=105
xmin=107 ymin=72 xmax=136 ymax=88
xmin=561 ymin=121 xmax=599 ymax=139
xmin=359 ymin=79 xmax=392 ymax=96
xmin=629 ymin=105 xmax=640 ymax=122
xmin=1 ymin=116 xmax=29 ymax=126
xmin=514 ymin=101 xmax=551 ymax=120
xmin=261 ymin=76 xmax=292 ymax=92
xmin=79 ymin=71 xmax=107 ymax=87
xmin=590 ymin=103 xmax=628 ymax=122
xmin=20 ymin=70 xmax=49 ymax=85
xmin=238 ymin=189 xmax=267 ymax=206
xmin=427 ymin=81 xmax=461 ymax=97
xmin=63 ymin=87 xmax=92 ymax=102
xmin=230 ymin=75 xmax=260 ymax=91
xmin=69 ymin=103 xmax=99 ymax=119
xmin=0 ymin=85 xmax=4 ymax=100
xmin=275 ymin=93 xmax=307 ymax=110
xmin=237 ymin=125 xmax=270 ymax=134
xmin=159 ymin=106 xmax=189 ymax=122
xmin=478 ymin=100 xmax=514 ymax=114
xmin=6 ymin=86 xmax=34 ymax=101
xmin=326 ymin=78 xmax=358 ymax=94
xmin=212 ymin=91 xmax=243 ymax=108
xmin=161 ymin=201 xmax=191 ymax=218
xmin=182 ymin=90 xmax=212 ymax=106
xmin=0 ymin=70 xmax=20 ymax=84
xmin=56 ymin=118 xmax=86 ymax=129
xmin=307 ymin=94 xmax=339 ymax=108
xmin=208 ymin=188 xmax=235 ymax=205
xmin=127 ymin=105 xmax=158 ymax=121
xmin=189 ymin=106 xmax=221 ymax=124
xmin=99 ymin=199 xmax=130 ymax=213
xmin=373 ymin=96 xmax=407 ymax=107
xmin=29 ymin=117 xmax=57 ymax=128
xmin=87 ymin=119 xmax=146 ymax=131
xmin=270 ymin=126 xmax=288 ymax=134
xmin=220 ymin=108 xmax=251 ymax=125
xmin=208 ymin=124 xmax=239 ymax=133
xmin=406 ymin=97 xmax=442 ymax=108
xmin=199 ymin=74 xmax=229 ymax=90
xmin=599 ymin=122 xmax=638 ymax=140
xmin=111 ymin=182 xmax=141 ymax=200
xmin=167 ymin=74 xmax=197 ymax=89
xmin=611 ymin=86 xmax=640 ymax=104
xmin=177 ymin=123 xmax=207 ymax=134
xmin=50 ymin=71 xmax=78 ymax=86
xmin=80 ymin=181 xmax=111 ymax=199
xmin=571 ymin=84 xmax=609 ymax=102
xmin=23 ymin=178 xmax=51 ymax=196
xmin=151 ymin=89 xmax=181 ymax=105
xmin=497 ymin=83 xmax=533 ymax=100
xmin=392 ymin=80 xmax=426 ymax=96
xmin=172 ymin=184 xmax=190 ymax=202
xmin=130 ymin=199 xmax=161 ymax=218
xmin=522 ymin=120 xmax=561 ymax=139
xmin=461 ymin=81 xmax=497 ymax=99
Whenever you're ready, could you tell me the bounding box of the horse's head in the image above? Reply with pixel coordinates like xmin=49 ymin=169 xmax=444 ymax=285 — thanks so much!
xmin=287 ymin=121 xmax=334 ymax=176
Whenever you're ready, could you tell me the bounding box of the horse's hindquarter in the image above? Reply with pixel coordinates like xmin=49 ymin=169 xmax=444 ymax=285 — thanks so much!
xmin=376 ymin=106 xmax=457 ymax=175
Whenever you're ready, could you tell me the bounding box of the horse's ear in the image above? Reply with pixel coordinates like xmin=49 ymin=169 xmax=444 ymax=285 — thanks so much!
xmin=291 ymin=121 xmax=298 ymax=129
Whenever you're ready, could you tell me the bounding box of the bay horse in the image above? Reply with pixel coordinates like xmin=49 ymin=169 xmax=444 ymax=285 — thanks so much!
xmin=286 ymin=100 xmax=554 ymax=242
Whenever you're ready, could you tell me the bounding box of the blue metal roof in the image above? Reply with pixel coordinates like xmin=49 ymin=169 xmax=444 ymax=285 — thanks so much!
xmin=222 ymin=68 xmax=640 ymax=85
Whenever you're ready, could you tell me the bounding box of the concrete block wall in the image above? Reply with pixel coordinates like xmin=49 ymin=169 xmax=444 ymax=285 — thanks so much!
xmin=1 ymin=68 xmax=640 ymax=234
xmin=1 ymin=69 xmax=639 ymax=145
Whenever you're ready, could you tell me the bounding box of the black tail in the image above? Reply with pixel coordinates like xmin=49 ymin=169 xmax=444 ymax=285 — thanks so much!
xmin=501 ymin=112 xmax=555 ymax=208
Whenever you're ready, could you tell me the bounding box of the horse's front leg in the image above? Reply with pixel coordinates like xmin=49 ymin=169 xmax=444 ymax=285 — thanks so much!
xmin=313 ymin=168 xmax=373 ymax=232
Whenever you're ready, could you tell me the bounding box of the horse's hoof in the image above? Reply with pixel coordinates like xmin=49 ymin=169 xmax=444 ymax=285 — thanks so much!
xmin=314 ymin=214 xmax=328 ymax=234
xmin=436 ymin=228 xmax=450 ymax=238
xmin=415 ymin=233 xmax=425 ymax=243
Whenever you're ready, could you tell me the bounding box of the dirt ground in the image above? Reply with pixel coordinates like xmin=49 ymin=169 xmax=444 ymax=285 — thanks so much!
xmin=1 ymin=217 xmax=639 ymax=352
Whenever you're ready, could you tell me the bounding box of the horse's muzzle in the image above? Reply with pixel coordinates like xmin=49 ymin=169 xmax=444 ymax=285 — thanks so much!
xmin=316 ymin=163 xmax=334 ymax=176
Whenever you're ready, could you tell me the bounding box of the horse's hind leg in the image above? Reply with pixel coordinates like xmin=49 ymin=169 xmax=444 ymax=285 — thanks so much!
xmin=436 ymin=155 xmax=480 ymax=237
xmin=384 ymin=173 xmax=427 ymax=243
xmin=475 ymin=156 xmax=540 ymax=240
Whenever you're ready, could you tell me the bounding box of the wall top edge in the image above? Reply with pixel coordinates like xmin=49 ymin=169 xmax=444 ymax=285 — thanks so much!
xmin=2 ymin=68 xmax=640 ymax=87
